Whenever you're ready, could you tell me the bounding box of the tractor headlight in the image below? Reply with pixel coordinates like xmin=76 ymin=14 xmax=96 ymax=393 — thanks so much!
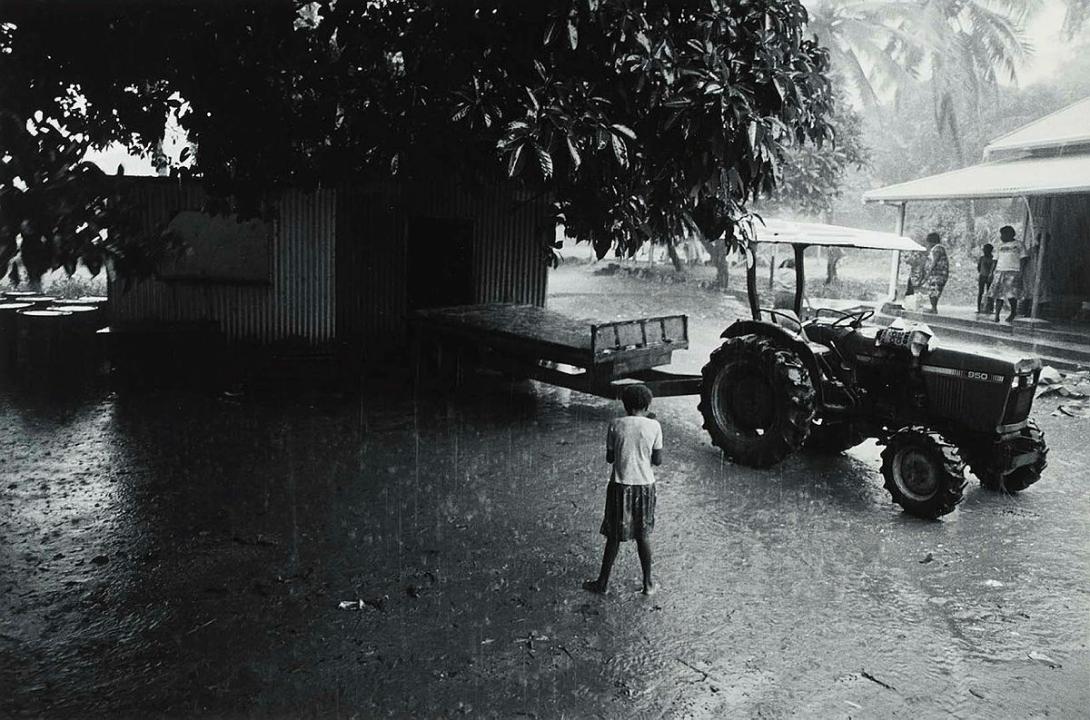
xmin=1014 ymin=358 xmax=1040 ymax=375
xmin=908 ymin=329 xmax=931 ymax=358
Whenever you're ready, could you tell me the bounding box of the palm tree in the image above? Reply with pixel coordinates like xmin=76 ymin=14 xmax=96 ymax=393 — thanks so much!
xmin=808 ymin=1 xmax=1035 ymax=240
xmin=913 ymin=0 xmax=1034 ymax=238
xmin=1061 ymin=0 xmax=1090 ymax=37
xmin=806 ymin=0 xmax=921 ymax=109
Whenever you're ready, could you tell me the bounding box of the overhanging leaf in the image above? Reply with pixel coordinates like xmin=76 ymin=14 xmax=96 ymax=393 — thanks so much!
xmin=507 ymin=143 xmax=527 ymax=177
xmin=610 ymin=134 xmax=628 ymax=169
xmin=609 ymin=123 xmax=636 ymax=140
xmin=534 ymin=144 xmax=553 ymax=179
xmin=565 ymin=137 xmax=581 ymax=172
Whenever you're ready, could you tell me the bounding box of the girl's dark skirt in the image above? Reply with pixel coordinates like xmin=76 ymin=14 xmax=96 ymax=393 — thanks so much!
xmin=600 ymin=482 xmax=656 ymax=542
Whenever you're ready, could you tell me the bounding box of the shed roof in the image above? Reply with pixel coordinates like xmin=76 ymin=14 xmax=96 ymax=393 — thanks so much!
xmin=749 ymin=218 xmax=924 ymax=251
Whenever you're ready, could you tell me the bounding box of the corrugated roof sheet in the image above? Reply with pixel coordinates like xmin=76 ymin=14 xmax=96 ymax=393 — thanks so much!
xmin=863 ymin=153 xmax=1090 ymax=203
xmin=748 ymin=218 xmax=924 ymax=251
xmin=985 ymin=96 xmax=1090 ymax=158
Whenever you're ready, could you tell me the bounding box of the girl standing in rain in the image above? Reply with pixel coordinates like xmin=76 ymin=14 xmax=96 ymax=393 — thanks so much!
xmin=584 ymin=384 xmax=662 ymax=596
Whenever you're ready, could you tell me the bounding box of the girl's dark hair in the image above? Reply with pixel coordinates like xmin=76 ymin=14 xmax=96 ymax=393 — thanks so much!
xmin=1000 ymin=225 xmax=1016 ymax=238
xmin=982 ymin=243 xmax=994 ymax=253
xmin=926 ymin=232 xmax=941 ymax=244
xmin=621 ymin=384 xmax=653 ymax=413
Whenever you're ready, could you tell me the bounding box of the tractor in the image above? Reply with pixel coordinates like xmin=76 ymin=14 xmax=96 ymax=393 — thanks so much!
xmin=698 ymin=223 xmax=1048 ymax=519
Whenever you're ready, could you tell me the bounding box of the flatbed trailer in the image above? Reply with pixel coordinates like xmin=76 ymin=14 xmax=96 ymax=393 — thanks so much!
xmin=410 ymin=304 xmax=702 ymax=399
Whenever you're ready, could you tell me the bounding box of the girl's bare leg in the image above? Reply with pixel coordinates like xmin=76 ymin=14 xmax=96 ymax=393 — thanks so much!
xmin=584 ymin=539 xmax=619 ymax=593
xmin=636 ymin=537 xmax=655 ymax=595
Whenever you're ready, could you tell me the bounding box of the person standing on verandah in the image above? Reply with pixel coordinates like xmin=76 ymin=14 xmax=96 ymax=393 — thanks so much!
xmin=991 ymin=225 xmax=1027 ymax=323
xmin=976 ymin=243 xmax=996 ymax=314
xmin=921 ymin=232 xmax=949 ymax=314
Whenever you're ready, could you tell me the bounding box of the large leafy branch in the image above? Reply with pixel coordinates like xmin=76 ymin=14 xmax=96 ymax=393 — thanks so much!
xmin=443 ymin=0 xmax=836 ymax=258
xmin=1 ymin=0 xmax=837 ymax=281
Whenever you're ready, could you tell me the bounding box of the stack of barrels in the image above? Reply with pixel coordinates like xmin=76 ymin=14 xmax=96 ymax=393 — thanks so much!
xmin=0 ymin=291 xmax=108 ymax=380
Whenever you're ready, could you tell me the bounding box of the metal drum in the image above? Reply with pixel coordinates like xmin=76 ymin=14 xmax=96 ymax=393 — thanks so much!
xmin=15 ymin=309 xmax=76 ymax=374
xmin=0 ymin=302 xmax=33 ymax=376
xmin=76 ymin=295 xmax=110 ymax=324
xmin=14 ymin=295 xmax=57 ymax=309
xmin=46 ymin=304 xmax=104 ymax=374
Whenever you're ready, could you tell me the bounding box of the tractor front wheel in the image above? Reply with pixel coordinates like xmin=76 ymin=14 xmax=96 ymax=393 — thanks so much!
xmin=698 ymin=335 xmax=815 ymax=467
xmin=880 ymin=427 xmax=966 ymax=519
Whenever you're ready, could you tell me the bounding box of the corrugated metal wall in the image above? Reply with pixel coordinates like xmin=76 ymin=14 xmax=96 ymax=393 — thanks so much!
xmin=110 ymin=179 xmax=337 ymax=347
xmin=335 ymin=186 xmax=404 ymax=360
xmin=336 ymin=179 xmax=552 ymax=362
xmin=112 ymin=177 xmax=553 ymax=358
xmin=406 ymin=179 xmax=551 ymax=307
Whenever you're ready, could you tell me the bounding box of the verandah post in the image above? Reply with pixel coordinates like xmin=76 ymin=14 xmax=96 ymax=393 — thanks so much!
xmin=886 ymin=202 xmax=907 ymax=302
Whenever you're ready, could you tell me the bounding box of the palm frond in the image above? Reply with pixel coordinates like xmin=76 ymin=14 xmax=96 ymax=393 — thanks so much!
xmin=1062 ymin=0 xmax=1090 ymax=38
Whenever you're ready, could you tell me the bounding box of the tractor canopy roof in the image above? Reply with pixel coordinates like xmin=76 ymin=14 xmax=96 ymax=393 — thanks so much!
xmin=745 ymin=218 xmax=926 ymax=252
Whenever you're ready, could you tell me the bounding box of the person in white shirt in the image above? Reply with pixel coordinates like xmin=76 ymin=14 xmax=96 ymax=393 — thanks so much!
xmin=991 ymin=225 xmax=1028 ymax=323
xmin=583 ymin=384 xmax=663 ymax=596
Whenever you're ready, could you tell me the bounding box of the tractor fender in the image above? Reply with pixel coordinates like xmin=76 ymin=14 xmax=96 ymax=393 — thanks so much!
xmin=719 ymin=320 xmax=823 ymax=402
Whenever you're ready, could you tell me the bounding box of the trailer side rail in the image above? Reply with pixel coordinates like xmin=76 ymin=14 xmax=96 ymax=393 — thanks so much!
xmin=590 ymin=315 xmax=688 ymax=362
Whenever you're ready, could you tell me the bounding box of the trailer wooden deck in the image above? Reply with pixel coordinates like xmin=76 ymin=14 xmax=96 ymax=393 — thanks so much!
xmin=411 ymin=304 xmax=701 ymax=398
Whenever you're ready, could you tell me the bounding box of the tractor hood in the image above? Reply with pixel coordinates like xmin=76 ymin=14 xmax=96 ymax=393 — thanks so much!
xmin=922 ymin=340 xmax=1041 ymax=378
xmin=842 ymin=325 xmax=1040 ymax=377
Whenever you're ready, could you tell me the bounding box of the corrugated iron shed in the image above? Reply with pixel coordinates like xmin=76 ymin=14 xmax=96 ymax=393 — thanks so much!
xmin=109 ymin=177 xmax=552 ymax=361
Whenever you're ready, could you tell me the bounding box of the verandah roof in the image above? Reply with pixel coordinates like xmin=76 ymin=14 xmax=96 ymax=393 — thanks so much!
xmin=984 ymin=97 xmax=1090 ymax=158
xmin=862 ymin=153 xmax=1090 ymax=203
xmin=863 ymin=151 xmax=1090 ymax=202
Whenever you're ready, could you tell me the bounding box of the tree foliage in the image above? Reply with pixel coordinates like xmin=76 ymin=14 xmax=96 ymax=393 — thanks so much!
xmin=1 ymin=0 xmax=838 ymax=281
xmin=763 ymin=79 xmax=868 ymax=216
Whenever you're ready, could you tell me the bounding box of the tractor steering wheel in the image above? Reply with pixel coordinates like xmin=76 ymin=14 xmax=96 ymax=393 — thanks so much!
xmin=830 ymin=308 xmax=874 ymax=328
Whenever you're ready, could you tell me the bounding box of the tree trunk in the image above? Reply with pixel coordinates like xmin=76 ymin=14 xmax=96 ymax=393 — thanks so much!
xmin=944 ymin=104 xmax=975 ymax=242
xmin=699 ymin=237 xmax=730 ymax=288
xmin=666 ymin=241 xmax=684 ymax=273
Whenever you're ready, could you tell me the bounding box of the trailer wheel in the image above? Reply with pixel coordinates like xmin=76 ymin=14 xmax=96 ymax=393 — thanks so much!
xmin=698 ymin=335 xmax=815 ymax=467
xmin=968 ymin=420 xmax=1048 ymax=494
xmin=880 ymin=427 xmax=966 ymax=519
xmin=805 ymin=420 xmax=864 ymax=454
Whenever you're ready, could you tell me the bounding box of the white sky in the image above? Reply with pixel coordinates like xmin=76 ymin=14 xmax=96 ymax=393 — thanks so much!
xmin=1017 ymin=1 xmax=1075 ymax=87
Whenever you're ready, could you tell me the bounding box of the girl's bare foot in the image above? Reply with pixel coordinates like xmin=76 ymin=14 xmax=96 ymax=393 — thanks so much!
xmin=642 ymin=581 xmax=657 ymax=596
xmin=583 ymin=579 xmax=608 ymax=594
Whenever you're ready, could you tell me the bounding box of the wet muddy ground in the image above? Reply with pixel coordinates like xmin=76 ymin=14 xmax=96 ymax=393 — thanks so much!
xmin=2 ymin=264 xmax=1088 ymax=719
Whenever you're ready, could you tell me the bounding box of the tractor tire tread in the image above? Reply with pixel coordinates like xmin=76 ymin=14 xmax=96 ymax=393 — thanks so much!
xmin=880 ymin=426 xmax=966 ymax=519
xmin=698 ymin=335 xmax=815 ymax=468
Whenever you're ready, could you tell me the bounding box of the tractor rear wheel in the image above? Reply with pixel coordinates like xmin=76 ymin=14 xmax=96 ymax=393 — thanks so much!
xmin=805 ymin=420 xmax=864 ymax=454
xmin=880 ymin=427 xmax=966 ymax=519
xmin=967 ymin=420 xmax=1048 ymax=494
xmin=698 ymin=335 xmax=815 ymax=467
